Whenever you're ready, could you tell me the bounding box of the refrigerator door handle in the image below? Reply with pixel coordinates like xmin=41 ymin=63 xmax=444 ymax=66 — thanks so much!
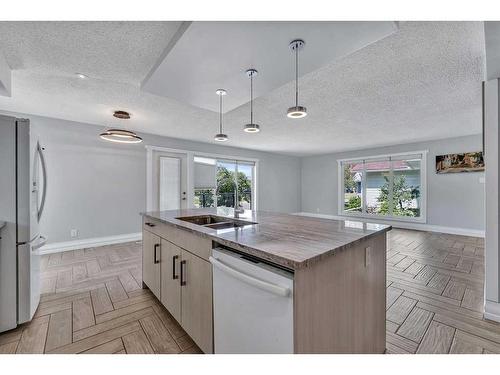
xmin=37 ymin=142 xmax=47 ymax=222
xmin=32 ymin=235 xmax=47 ymax=251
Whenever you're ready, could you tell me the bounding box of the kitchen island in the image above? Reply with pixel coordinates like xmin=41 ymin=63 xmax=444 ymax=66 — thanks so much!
xmin=141 ymin=208 xmax=391 ymax=354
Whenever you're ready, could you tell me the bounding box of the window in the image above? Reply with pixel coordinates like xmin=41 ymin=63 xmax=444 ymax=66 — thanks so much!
xmin=193 ymin=156 xmax=256 ymax=210
xmin=193 ymin=156 xmax=216 ymax=208
xmin=339 ymin=152 xmax=426 ymax=222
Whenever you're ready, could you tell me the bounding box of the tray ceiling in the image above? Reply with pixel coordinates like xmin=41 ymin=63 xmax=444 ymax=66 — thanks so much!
xmin=142 ymin=21 xmax=398 ymax=113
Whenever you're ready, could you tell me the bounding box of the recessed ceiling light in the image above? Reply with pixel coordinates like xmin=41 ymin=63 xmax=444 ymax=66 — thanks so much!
xmin=75 ymin=73 xmax=88 ymax=79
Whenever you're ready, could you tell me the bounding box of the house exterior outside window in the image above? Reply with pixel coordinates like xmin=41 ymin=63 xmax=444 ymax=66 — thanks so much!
xmin=338 ymin=151 xmax=427 ymax=223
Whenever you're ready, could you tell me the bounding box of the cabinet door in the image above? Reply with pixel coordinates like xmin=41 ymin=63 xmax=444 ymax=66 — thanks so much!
xmin=160 ymin=239 xmax=182 ymax=322
xmin=142 ymin=230 xmax=161 ymax=299
xmin=180 ymin=250 xmax=213 ymax=354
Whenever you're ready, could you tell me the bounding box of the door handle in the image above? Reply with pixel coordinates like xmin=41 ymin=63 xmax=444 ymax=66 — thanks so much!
xmin=154 ymin=244 xmax=160 ymax=264
xmin=145 ymin=222 xmax=156 ymax=227
xmin=172 ymin=255 xmax=179 ymax=279
xmin=37 ymin=142 xmax=47 ymax=222
xmin=180 ymin=260 xmax=186 ymax=286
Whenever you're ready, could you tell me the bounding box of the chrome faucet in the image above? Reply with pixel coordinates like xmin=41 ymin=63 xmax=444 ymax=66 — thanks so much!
xmin=234 ymin=183 xmax=244 ymax=218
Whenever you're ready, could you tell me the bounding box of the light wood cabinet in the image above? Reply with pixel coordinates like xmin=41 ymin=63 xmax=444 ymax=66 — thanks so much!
xmin=142 ymin=230 xmax=161 ymax=299
xmin=180 ymin=249 xmax=213 ymax=354
xmin=142 ymin=226 xmax=213 ymax=353
xmin=160 ymin=239 xmax=182 ymax=323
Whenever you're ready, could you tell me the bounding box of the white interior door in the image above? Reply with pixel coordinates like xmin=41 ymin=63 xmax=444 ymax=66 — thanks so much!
xmin=152 ymin=151 xmax=188 ymax=211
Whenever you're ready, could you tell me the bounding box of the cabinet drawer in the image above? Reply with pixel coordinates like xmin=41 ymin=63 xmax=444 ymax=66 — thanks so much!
xmin=143 ymin=216 xmax=212 ymax=261
xmin=143 ymin=217 xmax=167 ymax=237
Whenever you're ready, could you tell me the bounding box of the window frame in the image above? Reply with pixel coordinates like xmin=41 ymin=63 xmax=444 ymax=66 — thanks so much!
xmin=146 ymin=145 xmax=259 ymax=211
xmin=193 ymin=154 xmax=258 ymax=211
xmin=337 ymin=150 xmax=427 ymax=223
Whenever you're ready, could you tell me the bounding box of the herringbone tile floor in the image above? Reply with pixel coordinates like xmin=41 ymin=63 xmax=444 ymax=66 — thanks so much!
xmin=0 ymin=241 xmax=201 ymax=354
xmin=0 ymin=229 xmax=499 ymax=354
xmin=385 ymin=229 xmax=500 ymax=354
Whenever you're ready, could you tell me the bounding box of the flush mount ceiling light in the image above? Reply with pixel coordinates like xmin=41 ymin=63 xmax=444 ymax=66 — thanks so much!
xmin=99 ymin=110 xmax=142 ymax=144
xmin=75 ymin=72 xmax=88 ymax=79
xmin=113 ymin=110 xmax=131 ymax=119
xmin=287 ymin=39 xmax=307 ymax=119
xmin=243 ymin=69 xmax=260 ymax=133
xmin=214 ymin=89 xmax=228 ymax=142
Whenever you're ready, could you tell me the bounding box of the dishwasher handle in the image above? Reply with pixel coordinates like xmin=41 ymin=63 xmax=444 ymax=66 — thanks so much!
xmin=209 ymin=256 xmax=291 ymax=297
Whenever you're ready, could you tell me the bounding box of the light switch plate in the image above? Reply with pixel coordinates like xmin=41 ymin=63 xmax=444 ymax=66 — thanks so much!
xmin=365 ymin=247 xmax=371 ymax=267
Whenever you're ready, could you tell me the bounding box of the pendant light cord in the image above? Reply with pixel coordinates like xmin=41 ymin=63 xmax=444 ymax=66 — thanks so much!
xmin=295 ymin=43 xmax=299 ymax=107
xmin=219 ymin=93 xmax=223 ymax=133
xmin=250 ymin=72 xmax=254 ymax=124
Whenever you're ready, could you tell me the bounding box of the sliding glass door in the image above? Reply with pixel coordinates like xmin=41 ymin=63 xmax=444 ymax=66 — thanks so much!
xmin=216 ymin=160 xmax=237 ymax=208
xmin=235 ymin=161 xmax=254 ymax=209
xmin=194 ymin=156 xmax=256 ymax=210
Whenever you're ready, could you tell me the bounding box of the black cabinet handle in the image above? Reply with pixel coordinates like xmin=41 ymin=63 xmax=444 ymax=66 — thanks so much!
xmin=145 ymin=222 xmax=156 ymax=227
xmin=154 ymin=243 xmax=160 ymax=264
xmin=180 ymin=260 xmax=186 ymax=286
xmin=172 ymin=255 xmax=179 ymax=279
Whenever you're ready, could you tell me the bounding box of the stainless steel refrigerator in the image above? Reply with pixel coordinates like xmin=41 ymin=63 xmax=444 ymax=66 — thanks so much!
xmin=0 ymin=114 xmax=47 ymax=332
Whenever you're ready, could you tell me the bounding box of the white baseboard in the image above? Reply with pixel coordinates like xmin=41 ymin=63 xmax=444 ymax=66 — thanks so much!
xmin=293 ymin=212 xmax=485 ymax=238
xmin=38 ymin=232 xmax=143 ymax=255
xmin=484 ymin=300 xmax=500 ymax=323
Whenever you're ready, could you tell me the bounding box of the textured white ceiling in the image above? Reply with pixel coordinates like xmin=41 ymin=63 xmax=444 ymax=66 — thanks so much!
xmin=0 ymin=21 xmax=485 ymax=156
xmin=142 ymin=21 xmax=397 ymax=112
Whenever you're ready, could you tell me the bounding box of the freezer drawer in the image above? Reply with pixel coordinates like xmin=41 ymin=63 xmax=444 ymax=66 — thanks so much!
xmin=210 ymin=247 xmax=294 ymax=354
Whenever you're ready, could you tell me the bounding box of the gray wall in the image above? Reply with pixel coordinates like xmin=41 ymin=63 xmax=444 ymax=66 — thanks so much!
xmin=2 ymin=112 xmax=301 ymax=244
xmin=301 ymin=135 xmax=485 ymax=231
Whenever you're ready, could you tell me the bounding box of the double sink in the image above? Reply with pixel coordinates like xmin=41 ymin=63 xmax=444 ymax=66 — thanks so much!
xmin=176 ymin=215 xmax=257 ymax=230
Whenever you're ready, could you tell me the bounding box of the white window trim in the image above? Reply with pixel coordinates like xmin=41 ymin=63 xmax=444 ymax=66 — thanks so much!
xmin=146 ymin=145 xmax=259 ymax=211
xmin=337 ymin=150 xmax=427 ymax=224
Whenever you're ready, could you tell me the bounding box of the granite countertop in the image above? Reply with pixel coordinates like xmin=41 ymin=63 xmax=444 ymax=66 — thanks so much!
xmin=141 ymin=208 xmax=391 ymax=270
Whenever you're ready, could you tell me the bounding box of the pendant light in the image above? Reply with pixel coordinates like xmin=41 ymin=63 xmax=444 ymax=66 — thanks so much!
xmin=99 ymin=110 xmax=143 ymax=144
xmin=243 ymin=69 xmax=260 ymax=133
xmin=100 ymin=129 xmax=143 ymax=143
xmin=214 ymin=89 xmax=228 ymax=142
xmin=287 ymin=39 xmax=307 ymax=119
